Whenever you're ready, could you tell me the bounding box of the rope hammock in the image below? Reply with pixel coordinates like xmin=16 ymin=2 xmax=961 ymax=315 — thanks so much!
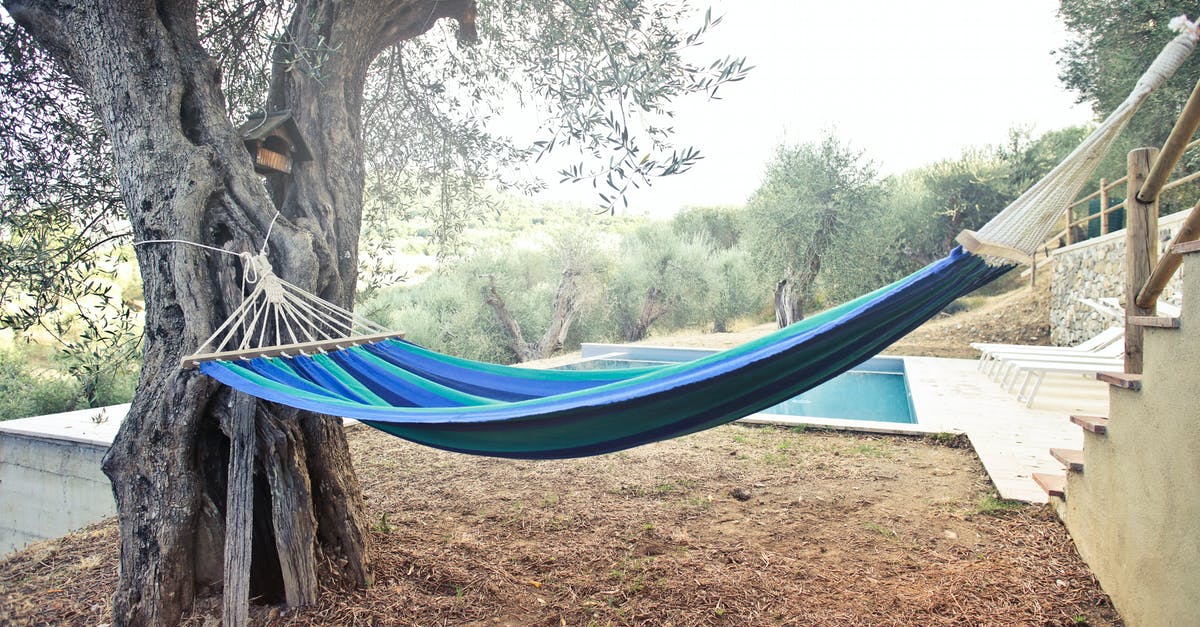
xmin=182 ymin=19 xmax=1199 ymax=459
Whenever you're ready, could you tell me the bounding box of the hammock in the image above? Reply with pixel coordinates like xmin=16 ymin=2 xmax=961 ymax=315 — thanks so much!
xmin=185 ymin=21 xmax=1200 ymax=459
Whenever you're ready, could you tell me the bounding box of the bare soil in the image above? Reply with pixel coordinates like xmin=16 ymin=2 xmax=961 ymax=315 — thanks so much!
xmin=884 ymin=275 xmax=1053 ymax=359
xmin=0 ymin=277 xmax=1118 ymax=626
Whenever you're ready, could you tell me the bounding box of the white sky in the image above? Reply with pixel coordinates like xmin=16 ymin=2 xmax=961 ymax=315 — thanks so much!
xmin=529 ymin=0 xmax=1095 ymax=215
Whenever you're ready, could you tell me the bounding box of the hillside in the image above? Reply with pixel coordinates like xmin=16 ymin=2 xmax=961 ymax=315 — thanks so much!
xmin=606 ymin=271 xmax=1053 ymax=361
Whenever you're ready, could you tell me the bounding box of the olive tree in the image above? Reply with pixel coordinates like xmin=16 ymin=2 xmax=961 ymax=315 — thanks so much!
xmin=0 ymin=1 xmax=746 ymax=624
xmin=743 ymin=133 xmax=883 ymax=326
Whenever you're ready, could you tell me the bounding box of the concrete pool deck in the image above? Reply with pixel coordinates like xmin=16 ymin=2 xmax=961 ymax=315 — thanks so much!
xmin=742 ymin=356 xmax=1108 ymax=503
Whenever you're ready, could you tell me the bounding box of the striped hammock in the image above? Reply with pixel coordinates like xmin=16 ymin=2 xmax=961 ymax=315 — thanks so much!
xmin=197 ymin=249 xmax=1005 ymax=458
xmin=187 ymin=21 xmax=1200 ymax=459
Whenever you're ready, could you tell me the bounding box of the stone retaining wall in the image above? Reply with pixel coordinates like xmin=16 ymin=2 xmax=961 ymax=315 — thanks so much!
xmin=1049 ymin=211 xmax=1188 ymax=345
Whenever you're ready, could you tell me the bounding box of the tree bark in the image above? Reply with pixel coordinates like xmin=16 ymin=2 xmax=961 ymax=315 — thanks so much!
xmin=482 ymin=275 xmax=535 ymax=361
xmin=3 ymin=0 xmax=472 ymax=624
xmin=774 ymin=278 xmax=804 ymax=327
xmin=483 ymin=270 xmax=581 ymax=362
xmin=619 ymin=285 xmax=670 ymax=342
xmin=535 ymin=270 xmax=580 ymax=357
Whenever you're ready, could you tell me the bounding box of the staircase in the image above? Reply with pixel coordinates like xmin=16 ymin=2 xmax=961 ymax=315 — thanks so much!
xmin=1037 ymin=242 xmax=1200 ymax=626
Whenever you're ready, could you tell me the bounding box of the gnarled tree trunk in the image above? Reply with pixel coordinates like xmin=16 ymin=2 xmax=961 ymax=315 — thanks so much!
xmin=483 ymin=270 xmax=581 ymax=362
xmin=4 ymin=1 xmax=473 ymax=624
xmin=773 ymin=278 xmax=804 ymax=327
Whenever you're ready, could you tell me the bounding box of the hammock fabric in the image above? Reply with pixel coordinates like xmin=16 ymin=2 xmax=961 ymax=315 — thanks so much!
xmin=200 ymin=248 xmax=1008 ymax=459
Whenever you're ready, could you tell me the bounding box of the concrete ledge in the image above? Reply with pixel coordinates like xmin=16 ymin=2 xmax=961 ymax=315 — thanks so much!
xmin=0 ymin=404 xmax=128 ymax=447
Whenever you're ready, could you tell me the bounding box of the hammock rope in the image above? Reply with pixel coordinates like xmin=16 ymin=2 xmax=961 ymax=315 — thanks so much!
xmin=178 ymin=253 xmax=395 ymax=368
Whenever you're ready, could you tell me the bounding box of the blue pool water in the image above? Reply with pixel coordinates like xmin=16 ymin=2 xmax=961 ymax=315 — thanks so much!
xmin=559 ymin=354 xmax=916 ymax=424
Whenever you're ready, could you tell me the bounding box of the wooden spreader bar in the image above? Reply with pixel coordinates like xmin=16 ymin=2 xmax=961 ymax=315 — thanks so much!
xmin=181 ymin=331 xmax=407 ymax=369
xmin=955 ymin=230 xmax=1035 ymax=266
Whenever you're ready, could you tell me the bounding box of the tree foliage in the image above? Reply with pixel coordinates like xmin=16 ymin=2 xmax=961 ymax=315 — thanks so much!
xmin=364 ymin=213 xmax=765 ymax=361
xmin=1057 ymin=2 xmax=1200 ymax=215
xmin=1058 ymin=0 xmax=1198 ymax=147
xmin=742 ymin=133 xmax=883 ymax=325
xmin=671 ymin=204 xmax=744 ymax=250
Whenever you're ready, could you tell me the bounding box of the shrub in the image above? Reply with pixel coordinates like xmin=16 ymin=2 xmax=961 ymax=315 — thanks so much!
xmin=0 ymin=349 xmax=82 ymax=421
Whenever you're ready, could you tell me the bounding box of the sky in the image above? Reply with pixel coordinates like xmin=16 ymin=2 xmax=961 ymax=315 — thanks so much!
xmin=529 ymin=0 xmax=1096 ymax=215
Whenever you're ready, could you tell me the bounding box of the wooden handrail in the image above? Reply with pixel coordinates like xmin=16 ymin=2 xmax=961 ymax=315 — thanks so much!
xmin=1128 ymin=77 xmax=1200 ymax=308
xmin=1065 ymin=175 xmax=1129 ymax=211
xmin=1135 ymin=197 xmax=1200 ymax=308
xmin=1047 ymin=136 xmax=1200 ymax=250
xmin=1138 ymin=77 xmax=1200 ymax=203
xmin=1061 ymin=199 xmax=1128 ymax=234
xmin=1159 ymin=167 xmax=1200 ymax=193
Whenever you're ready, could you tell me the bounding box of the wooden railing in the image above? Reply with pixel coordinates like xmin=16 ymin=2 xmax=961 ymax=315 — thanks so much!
xmin=1046 ymin=136 xmax=1200 ymax=249
xmin=1120 ymin=76 xmax=1200 ymax=374
xmin=1136 ymin=199 xmax=1200 ymax=308
xmin=1133 ymin=75 xmax=1200 ymax=310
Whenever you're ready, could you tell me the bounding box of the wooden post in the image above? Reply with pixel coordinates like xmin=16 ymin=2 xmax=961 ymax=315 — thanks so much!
xmin=1065 ymin=206 xmax=1076 ymax=245
xmin=223 ymin=392 xmax=257 ymax=627
xmin=1124 ymin=148 xmax=1159 ymax=375
xmin=1099 ymin=178 xmax=1110 ymax=235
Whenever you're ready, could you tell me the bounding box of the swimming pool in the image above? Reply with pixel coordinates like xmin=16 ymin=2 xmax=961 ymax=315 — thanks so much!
xmin=564 ymin=345 xmax=916 ymax=424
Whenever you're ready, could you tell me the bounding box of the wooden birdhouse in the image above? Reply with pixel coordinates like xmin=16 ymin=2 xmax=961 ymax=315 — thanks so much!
xmin=237 ymin=111 xmax=313 ymax=176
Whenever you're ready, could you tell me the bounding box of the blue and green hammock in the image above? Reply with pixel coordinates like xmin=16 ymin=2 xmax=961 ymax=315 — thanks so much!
xmin=188 ymin=24 xmax=1200 ymax=459
xmin=196 ymin=248 xmax=1007 ymax=459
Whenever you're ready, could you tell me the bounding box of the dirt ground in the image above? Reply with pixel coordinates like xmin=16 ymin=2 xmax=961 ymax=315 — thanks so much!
xmin=885 ymin=274 xmax=1053 ymax=359
xmin=0 ymin=276 xmax=1118 ymax=626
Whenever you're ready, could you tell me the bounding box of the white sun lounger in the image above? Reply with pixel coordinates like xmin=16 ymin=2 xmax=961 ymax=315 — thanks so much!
xmin=973 ymin=327 xmax=1124 ymax=376
xmin=1003 ymin=358 xmax=1124 ymax=407
xmin=988 ymin=341 xmax=1125 ymax=382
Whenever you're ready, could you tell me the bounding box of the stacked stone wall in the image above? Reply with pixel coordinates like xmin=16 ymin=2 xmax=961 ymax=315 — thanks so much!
xmin=1049 ymin=211 xmax=1187 ymax=345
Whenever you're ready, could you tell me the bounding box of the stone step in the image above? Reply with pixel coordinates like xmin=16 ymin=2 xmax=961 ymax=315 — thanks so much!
xmin=1071 ymin=414 xmax=1109 ymax=435
xmin=1050 ymin=448 xmax=1085 ymax=472
xmin=1174 ymin=239 xmax=1200 ymax=254
xmin=1097 ymin=372 xmax=1143 ymax=390
xmin=1128 ymin=315 xmax=1180 ymax=329
xmin=1033 ymin=472 xmax=1067 ymax=499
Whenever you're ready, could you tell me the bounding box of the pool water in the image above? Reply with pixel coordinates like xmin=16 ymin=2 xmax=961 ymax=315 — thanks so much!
xmin=558 ymin=354 xmax=916 ymax=424
xmin=760 ymin=368 xmax=915 ymax=423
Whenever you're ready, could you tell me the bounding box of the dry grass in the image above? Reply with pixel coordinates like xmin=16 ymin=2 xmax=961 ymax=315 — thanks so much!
xmin=2 ymin=425 xmax=1117 ymax=626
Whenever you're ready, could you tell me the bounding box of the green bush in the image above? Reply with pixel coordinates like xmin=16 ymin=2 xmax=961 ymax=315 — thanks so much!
xmin=363 ymin=217 xmax=773 ymax=361
xmin=0 ymin=349 xmax=83 ymax=421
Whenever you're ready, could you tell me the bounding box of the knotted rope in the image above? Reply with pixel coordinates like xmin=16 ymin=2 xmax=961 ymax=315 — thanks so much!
xmin=135 ymin=217 xmax=390 ymax=364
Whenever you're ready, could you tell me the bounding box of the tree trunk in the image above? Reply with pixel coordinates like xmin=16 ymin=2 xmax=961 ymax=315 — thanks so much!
xmin=483 ymin=275 xmax=535 ymax=361
xmin=4 ymin=1 xmax=472 ymax=624
xmin=483 ymin=270 xmax=581 ymax=362
xmin=774 ymin=278 xmax=804 ymax=327
xmin=620 ymin=285 xmax=670 ymax=342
